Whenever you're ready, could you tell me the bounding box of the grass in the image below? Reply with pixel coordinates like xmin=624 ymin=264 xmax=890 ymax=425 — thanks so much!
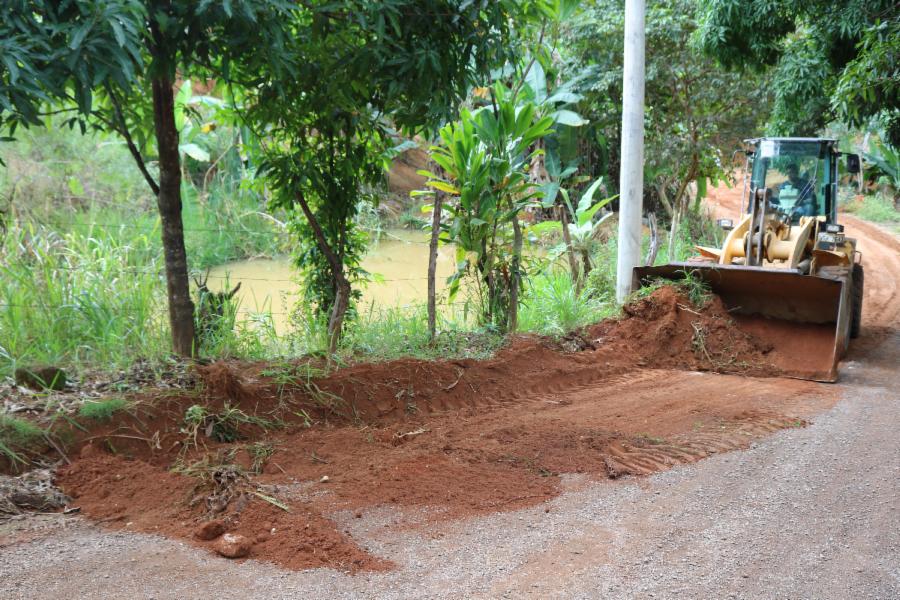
xmin=0 ymin=123 xmax=290 ymax=379
xmin=843 ymin=193 xmax=900 ymax=224
xmin=518 ymin=268 xmax=615 ymax=336
xmin=0 ymin=414 xmax=45 ymax=466
xmin=0 ymin=223 xmax=169 ymax=378
xmin=78 ymin=397 xmax=130 ymax=422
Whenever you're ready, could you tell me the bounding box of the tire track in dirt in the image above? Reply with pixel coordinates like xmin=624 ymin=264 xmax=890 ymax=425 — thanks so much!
xmin=842 ymin=214 xmax=900 ymax=329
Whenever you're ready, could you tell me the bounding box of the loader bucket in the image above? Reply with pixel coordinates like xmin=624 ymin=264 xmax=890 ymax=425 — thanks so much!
xmin=633 ymin=263 xmax=851 ymax=382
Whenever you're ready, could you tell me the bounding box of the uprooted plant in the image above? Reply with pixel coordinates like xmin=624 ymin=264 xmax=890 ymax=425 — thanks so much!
xmin=260 ymin=363 xmax=345 ymax=418
xmin=174 ymin=447 xmax=287 ymax=516
xmin=181 ymin=403 xmax=278 ymax=448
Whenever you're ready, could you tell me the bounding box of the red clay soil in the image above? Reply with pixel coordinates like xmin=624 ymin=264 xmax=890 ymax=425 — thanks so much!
xmin=587 ymin=286 xmax=780 ymax=376
xmin=59 ymin=454 xmax=390 ymax=573
xmin=51 ymin=286 xmax=840 ymax=573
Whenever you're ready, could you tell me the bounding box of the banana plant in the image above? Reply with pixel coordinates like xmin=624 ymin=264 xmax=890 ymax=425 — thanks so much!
xmin=527 ymin=176 xmax=617 ymax=284
xmin=864 ymin=139 xmax=900 ymax=198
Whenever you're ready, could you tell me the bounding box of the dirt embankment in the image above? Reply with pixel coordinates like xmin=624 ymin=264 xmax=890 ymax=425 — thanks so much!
xmin=43 ymin=286 xmax=836 ymax=573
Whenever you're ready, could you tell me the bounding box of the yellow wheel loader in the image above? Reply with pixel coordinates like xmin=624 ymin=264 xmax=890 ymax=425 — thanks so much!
xmin=635 ymin=137 xmax=864 ymax=382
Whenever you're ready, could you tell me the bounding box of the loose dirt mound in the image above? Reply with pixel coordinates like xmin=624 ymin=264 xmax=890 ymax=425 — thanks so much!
xmin=588 ymin=286 xmax=779 ymax=375
xmin=59 ymin=455 xmax=390 ymax=573
xmin=41 ymin=285 xmax=840 ymax=573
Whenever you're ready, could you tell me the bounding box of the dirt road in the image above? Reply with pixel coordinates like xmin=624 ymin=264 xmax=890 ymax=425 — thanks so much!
xmin=1 ymin=186 xmax=898 ymax=598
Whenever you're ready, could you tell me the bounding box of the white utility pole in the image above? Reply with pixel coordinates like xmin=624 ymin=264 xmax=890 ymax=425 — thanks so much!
xmin=615 ymin=0 xmax=646 ymax=303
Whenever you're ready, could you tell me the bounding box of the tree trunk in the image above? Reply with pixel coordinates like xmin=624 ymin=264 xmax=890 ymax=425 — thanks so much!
xmin=667 ymin=158 xmax=699 ymax=264
xmin=559 ymin=206 xmax=581 ymax=293
xmin=656 ymin=182 xmax=674 ymax=218
xmin=427 ymin=192 xmax=443 ymax=340
xmin=645 ymin=212 xmax=659 ymax=266
xmin=580 ymin=249 xmax=592 ymax=281
xmin=152 ymin=77 xmax=196 ymax=357
xmin=508 ymin=214 xmax=522 ymax=332
xmin=667 ymin=204 xmax=680 ymax=263
xmin=294 ymin=191 xmax=348 ymax=360
xmin=327 ymin=274 xmax=351 ymax=359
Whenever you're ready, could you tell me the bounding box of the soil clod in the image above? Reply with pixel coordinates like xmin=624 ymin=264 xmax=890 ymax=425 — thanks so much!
xmin=214 ymin=533 xmax=252 ymax=558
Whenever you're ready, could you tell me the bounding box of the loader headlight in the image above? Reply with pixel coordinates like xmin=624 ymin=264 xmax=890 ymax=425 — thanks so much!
xmin=825 ymin=224 xmax=844 ymax=234
xmin=717 ymin=218 xmax=734 ymax=231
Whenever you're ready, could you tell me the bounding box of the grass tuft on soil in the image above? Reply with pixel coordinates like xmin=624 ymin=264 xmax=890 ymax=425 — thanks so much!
xmin=0 ymin=415 xmax=45 ymax=466
xmin=78 ymin=398 xmax=131 ymax=422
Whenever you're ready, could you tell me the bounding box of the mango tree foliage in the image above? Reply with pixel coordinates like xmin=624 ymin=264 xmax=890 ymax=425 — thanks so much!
xmin=247 ymin=0 xmax=537 ymax=355
xmin=565 ymin=0 xmax=766 ymax=219
xmin=696 ymin=0 xmax=900 ymax=145
xmin=0 ymin=0 xmax=144 ymax=137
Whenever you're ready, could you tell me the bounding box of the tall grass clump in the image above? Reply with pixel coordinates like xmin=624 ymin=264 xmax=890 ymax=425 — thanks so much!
xmin=518 ymin=269 xmax=613 ymax=336
xmin=0 ymin=414 xmax=44 ymax=467
xmin=182 ymin=182 xmax=290 ymax=270
xmin=78 ymin=397 xmax=130 ymax=422
xmin=330 ymin=302 xmax=500 ymax=362
xmin=0 ymin=223 xmax=169 ymax=377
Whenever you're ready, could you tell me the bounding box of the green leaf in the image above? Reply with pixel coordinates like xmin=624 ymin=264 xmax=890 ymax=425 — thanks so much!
xmin=541 ymin=181 xmax=560 ymax=207
xmin=180 ymin=143 xmax=210 ymax=162
xmin=67 ymin=177 xmax=85 ymax=196
xmin=552 ymin=110 xmax=588 ymax=127
xmin=577 ymin=177 xmax=605 ymax=217
xmin=526 ymin=220 xmax=563 ymax=236
xmin=427 ymin=181 xmax=460 ymax=195
xmin=174 ymin=80 xmax=193 ymax=131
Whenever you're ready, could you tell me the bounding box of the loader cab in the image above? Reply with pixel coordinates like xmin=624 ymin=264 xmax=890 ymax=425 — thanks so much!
xmin=745 ymin=137 xmax=838 ymax=224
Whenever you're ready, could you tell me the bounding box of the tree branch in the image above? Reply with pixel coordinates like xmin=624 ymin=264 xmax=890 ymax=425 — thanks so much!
xmin=294 ymin=189 xmax=342 ymax=277
xmin=104 ymin=83 xmax=160 ymax=196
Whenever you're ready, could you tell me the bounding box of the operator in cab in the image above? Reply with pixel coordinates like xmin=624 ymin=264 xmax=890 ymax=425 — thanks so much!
xmin=773 ymin=162 xmax=818 ymax=217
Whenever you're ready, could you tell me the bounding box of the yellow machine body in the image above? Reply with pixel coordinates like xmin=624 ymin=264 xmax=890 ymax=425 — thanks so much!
xmin=635 ymin=137 xmax=864 ymax=382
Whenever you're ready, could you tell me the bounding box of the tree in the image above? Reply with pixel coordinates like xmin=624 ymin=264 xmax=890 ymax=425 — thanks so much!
xmin=696 ymin=0 xmax=900 ymax=145
xmin=565 ymin=0 xmax=767 ymax=241
xmin=247 ymin=1 xmax=530 ymax=355
xmin=0 ymin=1 xmax=144 ymax=153
xmin=3 ymin=1 xmax=296 ymax=356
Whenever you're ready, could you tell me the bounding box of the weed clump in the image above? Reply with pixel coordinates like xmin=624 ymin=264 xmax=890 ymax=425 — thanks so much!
xmin=78 ymin=398 xmax=130 ymax=422
xmin=182 ymin=403 xmax=278 ymax=446
xmin=0 ymin=415 xmax=44 ymax=466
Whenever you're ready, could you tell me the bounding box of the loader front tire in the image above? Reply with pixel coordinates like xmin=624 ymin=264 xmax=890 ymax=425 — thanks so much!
xmin=850 ymin=263 xmax=864 ymax=339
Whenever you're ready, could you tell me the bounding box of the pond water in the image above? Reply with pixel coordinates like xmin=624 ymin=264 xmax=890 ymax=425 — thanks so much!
xmin=207 ymin=229 xmax=457 ymax=333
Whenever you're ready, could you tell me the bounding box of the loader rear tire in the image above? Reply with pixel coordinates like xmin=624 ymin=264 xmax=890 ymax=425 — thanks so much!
xmin=850 ymin=263 xmax=864 ymax=339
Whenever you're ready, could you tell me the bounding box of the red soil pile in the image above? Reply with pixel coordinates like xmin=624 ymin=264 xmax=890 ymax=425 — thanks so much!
xmin=58 ymin=454 xmax=390 ymax=573
xmin=47 ymin=285 xmax=839 ymax=573
xmin=588 ymin=286 xmax=780 ymax=376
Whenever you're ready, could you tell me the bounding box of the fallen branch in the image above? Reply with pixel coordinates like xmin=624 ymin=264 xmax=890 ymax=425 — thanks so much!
xmin=677 ymin=303 xmax=702 ymax=316
xmin=250 ymin=490 xmax=290 ymax=512
xmin=394 ymin=427 xmax=429 ymax=440
xmin=443 ymin=368 xmax=464 ymax=391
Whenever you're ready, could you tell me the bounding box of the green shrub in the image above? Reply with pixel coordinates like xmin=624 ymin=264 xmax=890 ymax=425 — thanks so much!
xmin=844 ymin=194 xmax=900 ymax=223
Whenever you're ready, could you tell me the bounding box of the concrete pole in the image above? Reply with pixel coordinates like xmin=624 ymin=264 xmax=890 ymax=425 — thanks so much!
xmin=615 ymin=0 xmax=646 ymax=303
